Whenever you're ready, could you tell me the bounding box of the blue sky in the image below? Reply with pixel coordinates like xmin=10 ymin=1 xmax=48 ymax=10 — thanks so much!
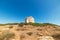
xmin=0 ymin=0 xmax=60 ymax=25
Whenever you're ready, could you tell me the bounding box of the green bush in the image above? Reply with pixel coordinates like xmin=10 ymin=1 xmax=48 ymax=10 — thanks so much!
xmin=52 ymin=34 xmax=60 ymax=40
xmin=20 ymin=23 xmax=41 ymax=26
xmin=0 ymin=32 xmax=15 ymax=40
xmin=27 ymin=32 xmax=32 ymax=36
xmin=9 ymin=26 xmax=13 ymax=29
xmin=19 ymin=23 xmax=58 ymax=27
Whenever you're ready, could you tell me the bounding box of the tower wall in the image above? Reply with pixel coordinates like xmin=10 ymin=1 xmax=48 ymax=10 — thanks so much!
xmin=25 ymin=16 xmax=34 ymax=23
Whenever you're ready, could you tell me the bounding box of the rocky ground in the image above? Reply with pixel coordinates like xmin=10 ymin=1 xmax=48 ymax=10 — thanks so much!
xmin=0 ymin=23 xmax=60 ymax=40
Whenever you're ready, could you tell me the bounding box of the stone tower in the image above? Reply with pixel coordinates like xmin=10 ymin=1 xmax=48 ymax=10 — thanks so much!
xmin=25 ymin=16 xmax=34 ymax=23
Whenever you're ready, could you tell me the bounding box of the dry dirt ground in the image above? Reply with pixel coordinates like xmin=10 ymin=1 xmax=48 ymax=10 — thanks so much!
xmin=0 ymin=25 xmax=60 ymax=40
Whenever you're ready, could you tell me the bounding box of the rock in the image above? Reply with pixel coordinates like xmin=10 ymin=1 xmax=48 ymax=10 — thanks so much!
xmin=38 ymin=36 xmax=55 ymax=40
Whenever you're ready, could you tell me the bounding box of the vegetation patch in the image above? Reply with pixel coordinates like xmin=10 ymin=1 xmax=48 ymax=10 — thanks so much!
xmin=0 ymin=32 xmax=15 ymax=40
xmin=19 ymin=23 xmax=59 ymax=27
xmin=27 ymin=32 xmax=33 ymax=36
xmin=52 ymin=34 xmax=60 ymax=40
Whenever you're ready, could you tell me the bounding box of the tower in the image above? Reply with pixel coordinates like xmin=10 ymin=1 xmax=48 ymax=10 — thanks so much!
xmin=25 ymin=16 xmax=34 ymax=23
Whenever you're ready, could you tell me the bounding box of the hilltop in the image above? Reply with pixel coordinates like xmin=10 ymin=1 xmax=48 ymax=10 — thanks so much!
xmin=0 ymin=23 xmax=60 ymax=40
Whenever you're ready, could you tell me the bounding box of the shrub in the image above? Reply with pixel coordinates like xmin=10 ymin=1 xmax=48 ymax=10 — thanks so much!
xmin=9 ymin=26 xmax=13 ymax=29
xmin=52 ymin=34 xmax=60 ymax=40
xmin=20 ymin=23 xmax=41 ymax=26
xmin=27 ymin=32 xmax=33 ymax=36
xmin=19 ymin=23 xmax=59 ymax=27
xmin=0 ymin=32 xmax=15 ymax=40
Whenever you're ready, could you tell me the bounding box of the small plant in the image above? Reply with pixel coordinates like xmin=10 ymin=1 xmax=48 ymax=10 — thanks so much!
xmin=20 ymin=23 xmax=41 ymax=26
xmin=0 ymin=32 xmax=15 ymax=40
xmin=18 ymin=23 xmax=23 ymax=27
xmin=37 ymin=28 xmax=42 ymax=31
xmin=52 ymin=34 xmax=60 ymax=40
xmin=5 ymin=32 xmax=15 ymax=40
xmin=9 ymin=26 xmax=13 ymax=29
xmin=27 ymin=32 xmax=32 ymax=36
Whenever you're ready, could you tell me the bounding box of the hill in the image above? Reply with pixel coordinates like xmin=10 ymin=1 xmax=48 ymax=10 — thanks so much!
xmin=0 ymin=23 xmax=60 ymax=40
